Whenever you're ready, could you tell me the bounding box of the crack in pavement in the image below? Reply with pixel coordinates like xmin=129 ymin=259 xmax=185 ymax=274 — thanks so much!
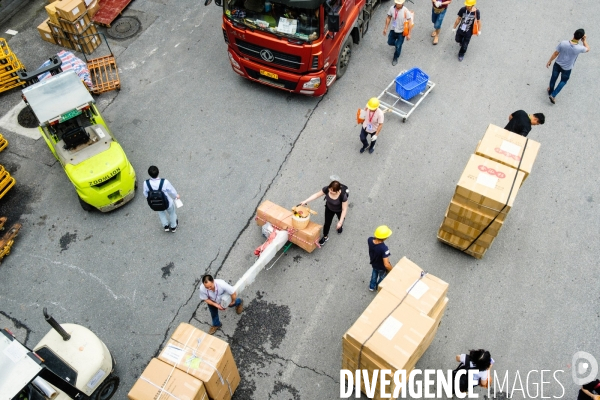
xmin=153 ymin=248 xmax=221 ymax=357
xmin=191 ymin=316 xmax=337 ymax=383
xmin=212 ymin=96 xmax=324 ymax=279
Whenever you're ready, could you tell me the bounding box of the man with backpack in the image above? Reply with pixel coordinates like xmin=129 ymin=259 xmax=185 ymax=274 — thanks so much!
xmin=143 ymin=166 xmax=180 ymax=232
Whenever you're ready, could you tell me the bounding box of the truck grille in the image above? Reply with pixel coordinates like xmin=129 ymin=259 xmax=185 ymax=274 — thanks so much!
xmin=235 ymin=40 xmax=302 ymax=70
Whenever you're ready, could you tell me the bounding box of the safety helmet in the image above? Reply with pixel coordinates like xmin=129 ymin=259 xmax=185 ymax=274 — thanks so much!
xmin=464 ymin=0 xmax=476 ymax=6
xmin=367 ymin=98 xmax=380 ymax=110
xmin=394 ymin=0 xmax=405 ymax=4
xmin=374 ymin=225 xmax=393 ymax=240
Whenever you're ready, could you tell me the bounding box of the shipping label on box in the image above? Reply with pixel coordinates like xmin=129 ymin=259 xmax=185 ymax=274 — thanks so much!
xmin=456 ymin=154 xmax=525 ymax=211
xmin=377 ymin=257 xmax=449 ymax=319
xmin=476 ymin=124 xmax=540 ymax=178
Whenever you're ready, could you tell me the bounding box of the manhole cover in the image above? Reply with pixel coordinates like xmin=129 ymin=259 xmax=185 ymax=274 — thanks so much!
xmin=17 ymin=106 xmax=38 ymax=128
xmin=106 ymin=16 xmax=141 ymax=40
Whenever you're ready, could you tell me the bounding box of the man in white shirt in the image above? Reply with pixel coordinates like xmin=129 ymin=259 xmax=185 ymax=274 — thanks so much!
xmin=359 ymin=98 xmax=385 ymax=154
xmin=383 ymin=0 xmax=412 ymax=66
xmin=546 ymin=28 xmax=590 ymax=104
xmin=143 ymin=165 xmax=180 ymax=232
xmin=199 ymin=275 xmax=244 ymax=335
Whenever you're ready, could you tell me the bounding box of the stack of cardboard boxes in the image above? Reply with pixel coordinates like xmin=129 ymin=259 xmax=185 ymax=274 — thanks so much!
xmin=38 ymin=0 xmax=101 ymax=54
xmin=437 ymin=124 xmax=540 ymax=259
xmin=342 ymin=257 xmax=449 ymax=399
xmin=129 ymin=323 xmax=241 ymax=400
xmin=256 ymin=200 xmax=322 ymax=253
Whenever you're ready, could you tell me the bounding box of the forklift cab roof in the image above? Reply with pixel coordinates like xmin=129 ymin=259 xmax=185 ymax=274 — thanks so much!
xmin=22 ymin=70 xmax=93 ymax=125
xmin=0 ymin=329 xmax=43 ymax=400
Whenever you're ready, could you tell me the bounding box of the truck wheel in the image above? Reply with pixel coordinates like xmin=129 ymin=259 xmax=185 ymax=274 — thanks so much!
xmin=78 ymin=196 xmax=94 ymax=212
xmin=93 ymin=375 xmax=119 ymax=400
xmin=336 ymin=37 xmax=352 ymax=79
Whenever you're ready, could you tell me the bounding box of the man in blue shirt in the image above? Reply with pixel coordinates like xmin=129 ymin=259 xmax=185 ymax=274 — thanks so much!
xmin=368 ymin=226 xmax=394 ymax=291
xmin=547 ymin=29 xmax=590 ymax=104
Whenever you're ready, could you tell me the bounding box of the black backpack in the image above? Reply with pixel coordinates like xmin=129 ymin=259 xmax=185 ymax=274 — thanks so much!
xmin=452 ymin=355 xmax=475 ymax=395
xmin=146 ymin=179 xmax=169 ymax=211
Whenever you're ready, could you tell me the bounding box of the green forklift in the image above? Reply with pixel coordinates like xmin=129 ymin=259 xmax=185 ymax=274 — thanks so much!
xmin=20 ymin=59 xmax=136 ymax=212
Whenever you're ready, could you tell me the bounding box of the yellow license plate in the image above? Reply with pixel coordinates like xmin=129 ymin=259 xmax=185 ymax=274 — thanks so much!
xmin=260 ymin=70 xmax=278 ymax=79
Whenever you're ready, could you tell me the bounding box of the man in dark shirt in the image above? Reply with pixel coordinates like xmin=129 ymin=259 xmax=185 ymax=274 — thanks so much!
xmin=368 ymin=225 xmax=394 ymax=291
xmin=504 ymin=110 xmax=545 ymax=137
xmin=578 ymin=379 xmax=600 ymax=400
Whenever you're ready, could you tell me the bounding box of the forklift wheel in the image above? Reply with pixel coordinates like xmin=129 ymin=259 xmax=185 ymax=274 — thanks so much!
xmin=93 ymin=375 xmax=119 ymax=400
xmin=78 ymin=196 xmax=94 ymax=212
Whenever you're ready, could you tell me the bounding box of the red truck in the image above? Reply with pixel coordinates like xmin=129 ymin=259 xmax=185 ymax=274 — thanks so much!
xmin=208 ymin=0 xmax=383 ymax=96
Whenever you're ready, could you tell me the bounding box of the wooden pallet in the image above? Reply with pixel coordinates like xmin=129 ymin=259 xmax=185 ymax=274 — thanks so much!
xmin=92 ymin=0 xmax=134 ymax=27
xmin=87 ymin=54 xmax=120 ymax=94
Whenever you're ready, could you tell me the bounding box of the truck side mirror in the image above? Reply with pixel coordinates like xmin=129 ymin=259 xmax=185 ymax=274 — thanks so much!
xmin=328 ymin=14 xmax=340 ymax=32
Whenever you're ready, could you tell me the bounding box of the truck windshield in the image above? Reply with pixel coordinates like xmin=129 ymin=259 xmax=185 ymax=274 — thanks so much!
xmin=225 ymin=0 xmax=320 ymax=42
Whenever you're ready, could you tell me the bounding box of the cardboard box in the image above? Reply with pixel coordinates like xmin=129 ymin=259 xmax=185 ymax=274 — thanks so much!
xmin=69 ymin=26 xmax=98 ymax=44
xmin=437 ymin=228 xmax=487 ymax=258
xmin=128 ymin=358 xmax=208 ymax=400
xmin=45 ymin=2 xmax=62 ymax=25
xmin=446 ymin=200 xmax=505 ymax=231
xmin=455 ymin=154 xmax=525 ymax=212
xmin=59 ymin=11 xmax=91 ymax=34
xmin=377 ymin=257 xmax=449 ymax=319
xmin=37 ymin=19 xmax=56 ymax=44
xmin=56 ymin=0 xmax=86 ymax=22
xmin=476 ymin=124 xmax=540 ymax=181
xmin=442 ymin=216 xmax=498 ymax=246
xmin=158 ymin=323 xmax=240 ymax=400
xmin=256 ymin=200 xmax=321 ymax=253
xmin=73 ymin=37 xmax=101 ymax=54
xmin=86 ymin=0 xmax=100 ymax=18
xmin=342 ymin=290 xmax=440 ymax=399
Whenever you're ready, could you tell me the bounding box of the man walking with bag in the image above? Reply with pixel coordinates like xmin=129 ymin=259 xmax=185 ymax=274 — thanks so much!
xmin=383 ymin=0 xmax=413 ymax=66
xmin=143 ymin=165 xmax=180 ymax=232
xmin=451 ymin=0 xmax=480 ymax=62
xmin=546 ymin=29 xmax=590 ymax=104
xmin=368 ymin=226 xmax=394 ymax=291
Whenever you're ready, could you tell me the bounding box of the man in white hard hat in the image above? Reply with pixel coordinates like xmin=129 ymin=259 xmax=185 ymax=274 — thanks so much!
xmin=451 ymin=0 xmax=481 ymax=62
xmin=383 ymin=0 xmax=413 ymax=66
xmin=368 ymin=226 xmax=393 ymax=291
xmin=358 ymin=97 xmax=385 ymax=154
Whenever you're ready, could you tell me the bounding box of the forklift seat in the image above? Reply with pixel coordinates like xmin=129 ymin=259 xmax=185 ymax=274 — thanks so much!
xmin=62 ymin=127 xmax=90 ymax=150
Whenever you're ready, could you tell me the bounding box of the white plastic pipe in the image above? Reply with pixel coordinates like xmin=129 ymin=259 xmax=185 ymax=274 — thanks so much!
xmin=219 ymin=229 xmax=289 ymax=308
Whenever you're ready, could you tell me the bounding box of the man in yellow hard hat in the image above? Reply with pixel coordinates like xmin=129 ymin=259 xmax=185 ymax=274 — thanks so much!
xmin=451 ymin=0 xmax=481 ymax=62
xmin=368 ymin=225 xmax=393 ymax=291
xmin=358 ymin=98 xmax=385 ymax=154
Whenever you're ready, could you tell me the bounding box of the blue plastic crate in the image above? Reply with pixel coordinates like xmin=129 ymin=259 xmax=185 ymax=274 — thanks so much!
xmin=395 ymin=68 xmax=429 ymax=100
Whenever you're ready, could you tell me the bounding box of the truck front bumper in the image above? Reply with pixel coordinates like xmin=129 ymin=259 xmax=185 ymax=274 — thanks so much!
xmin=227 ymin=49 xmax=328 ymax=97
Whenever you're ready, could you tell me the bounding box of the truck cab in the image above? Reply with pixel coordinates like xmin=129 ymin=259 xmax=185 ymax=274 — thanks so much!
xmin=221 ymin=0 xmax=378 ymax=95
xmin=22 ymin=70 xmax=136 ymax=212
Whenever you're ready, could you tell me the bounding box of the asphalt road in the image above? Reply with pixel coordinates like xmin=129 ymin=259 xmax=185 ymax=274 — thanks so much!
xmin=0 ymin=0 xmax=598 ymax=399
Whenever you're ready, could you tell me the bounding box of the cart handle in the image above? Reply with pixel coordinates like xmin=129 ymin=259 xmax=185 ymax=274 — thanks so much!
xmin=79 ymin=32 xmax=114 ymax=63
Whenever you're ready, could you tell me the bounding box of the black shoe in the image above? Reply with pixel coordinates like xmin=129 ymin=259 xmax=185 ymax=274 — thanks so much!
xmin=458 ymin=55 xmax=464 ymax=62
xmin=318 ymin=236 xmax=329 ymax=246
xmin=164 ymin=226 xmax=170 ymax=232
xmin=170 ymin=226 xmax=177 ymax=233
xmin=337 ymin=227 xmax=343 ymax=234
xmin=369 ymin=147 xmax=375 ymax=154
xmin=359 ymin=146 xmax=367 ymax=154
xmin=392 ymin=58 xmax=398 ymax=66
xmin=549 ymin=96 xmax=556 ymax=104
